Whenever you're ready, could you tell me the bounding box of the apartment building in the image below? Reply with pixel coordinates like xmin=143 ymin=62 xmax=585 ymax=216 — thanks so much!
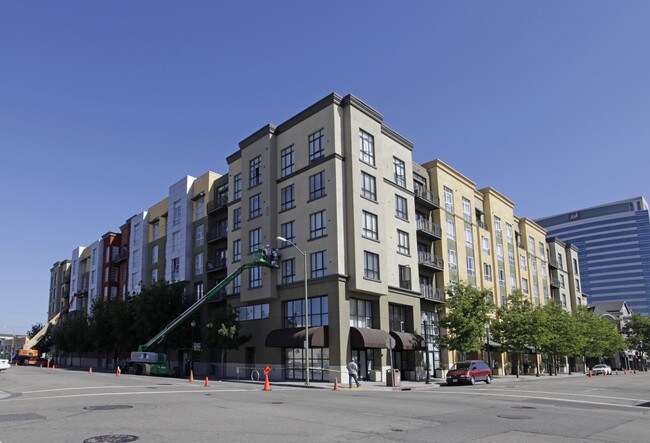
xmin=48 ymin=260 xmax=71 ymax=320
xmin=546 ymin=238 xmax=588 ymax=311
xmin=537 ymin=197 xmax=650 ymax=317
xmin=49 ymin=92 xmax=589 ymax=381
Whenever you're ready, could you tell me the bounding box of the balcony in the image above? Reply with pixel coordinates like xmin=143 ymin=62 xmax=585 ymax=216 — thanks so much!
xmin=420 ymin=285 xmax=445 ymax=302
xmin=418 ymin=251 xmax=444 ymax=271
xmin=206 ymin=258 xmax=227 ymax=273
xmin=550 ymin=277 xmax=561 ymax=288
xmin=113 ymin=249 xmax=128 ymax=263
xmin=548 ymin=257 xmax=559 ymax=269
xmin=477 ymin=221 xmax=488 ymax=230
xmin=206 ymin=229 xmax=228 ymax=244
xmin=416 ymin=219 xmax=442 ymax=240
xmin=73 ymin=289 xmax=88 ymax=298
xmin=207 ymin=195 xmax=229 ymax=214
xmin=414 ymin=187 xmax=440 ymax=209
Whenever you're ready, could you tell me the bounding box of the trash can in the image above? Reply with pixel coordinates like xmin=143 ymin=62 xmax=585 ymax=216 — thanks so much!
xmin=386 ymin=369 xmax=401 ymax=387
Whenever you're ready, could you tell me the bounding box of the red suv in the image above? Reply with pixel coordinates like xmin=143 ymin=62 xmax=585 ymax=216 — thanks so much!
xmin=446 ymin=360 xmax=492 ymax=385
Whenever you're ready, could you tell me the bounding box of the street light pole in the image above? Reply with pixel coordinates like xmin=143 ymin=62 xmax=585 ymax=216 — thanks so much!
xmin=421 ymin=313 xmax=431 ymax=384
xmin=277 ymin=236 xmax=309 ymax=386
xmin=190 ymin=320 xmax=196 ymax=374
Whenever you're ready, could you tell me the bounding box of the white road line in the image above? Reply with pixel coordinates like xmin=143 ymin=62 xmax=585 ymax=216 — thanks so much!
xmin=474 ymin=387 xmax=649 ymax=403
xmin=23 ymin=385 xmax=188 ymax=394
xmin=435 ymin=390 xmax=648 ymax=410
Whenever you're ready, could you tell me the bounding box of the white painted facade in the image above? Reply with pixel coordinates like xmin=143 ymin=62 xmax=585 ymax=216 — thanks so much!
xmin=165 ymin=176 xmax=195 ymax=283
xmin=128 ymin=212 xmax=149 ymax=294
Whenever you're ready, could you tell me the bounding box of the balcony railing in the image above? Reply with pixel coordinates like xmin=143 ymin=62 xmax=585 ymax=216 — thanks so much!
xmin=477 ymin=221 xmax=488 ymax=230
xmin=113 ymin=251 xmax=128 ymax=263
xmin=421 ymin=285 xmax=445 ymax=302
xmin=207 ymin=195 xmax=229 ymax=214
xmin=414 ymin=187 xmax=440 ymax=208
xmin=416 ymin=219 xmax=442 ymax=239
xmin=207 ymin=229 xmax=228 ymax=243
xmin=206 ymin=259 xmax=227 ymax=273
xmin=550 ymin=277 xmax=561 ymax=288
xmin=418 ymin=251 xmax=444 ymax=271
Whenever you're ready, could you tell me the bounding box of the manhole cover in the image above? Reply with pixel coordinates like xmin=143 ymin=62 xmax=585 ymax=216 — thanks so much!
xmin=497 ymin=414 xmax=532 ymax=420
xmin=84 ymin=405 xmax=134 ymax=411
xmin=84 ymin=435 xmax=138 ymax=443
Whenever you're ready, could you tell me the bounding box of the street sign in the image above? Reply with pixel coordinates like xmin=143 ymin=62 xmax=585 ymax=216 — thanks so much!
xmin=385 ymin=337 xmax=396 ymax=350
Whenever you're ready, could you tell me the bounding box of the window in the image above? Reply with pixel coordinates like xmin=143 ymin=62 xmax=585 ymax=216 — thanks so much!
xmin=282 ymin=258 xmax=295 ymax=284
xmin=462 ymin=198 xmax=471 ymax=222
xmin=281 ymin=185 xmax=295 ymax=211
xmin=249 ymin=156 xmax=262 ymax=187
xmin=560 ymin=274 xmax=565 ymax=288
xmin=311 ymin=251 xmax=327 ymax=278
xmin=233 ymin=207 xmax=241 ymax=230
xmin=444 ymin=187 xmax=454 ymax=212
xmin=573 ymin=258 xmax=578 ymax=274
xmin=528 ymin=236 xmax=535 ymax=253
xmin=233 ymin=239 xmax=241 ymax=262
xmin=152 ymin=245 xmax=159 ymax=264
xmin=539 ymin=242 xmax=545 ymax=259
xmin=310 ymin=210 xmax=327 ymax=239
xmin=520 ymin=254 xmax=527 ymax=270
xmin=359 ymin=129 xmax=375 ymax=165
xmin=172 ymin=231 xmax=180 ymax=251
xmin=494 ymin=216 xmax=502 ymax=237
xmin=309 ymin=171 xmax=325 ymax=200
xmin=152 ymin=222 xmax=160 ymax=240
xmin=280 ymin=221 xmax=295 ymax=245
xmin=361 ymin=171 xmax=377 ymax=201
xmin=309 ymin=129 xmax=324 ymax=162
xmin=557 ymin=253 xmax=563 ymax=269
xmin=151 ymin=269 xmax=158 ymax=284
xmin=510 ymin=272 xmax=517 ymax=289
xmin=498 ymin=269 xmax=506 ymax=285
xmin=173 ymin=200 xmax=182 ymax=226
xmin=397 ymin=230 xmax=410 ymax=255
xmin=195 ymin=197 xmax=205 ymax=219
xmin=561 ymin=293 xmax=567 ymax=308
xmin=195 ymin=224 xmax=204 ymax=247
xmin=350 ymin=298 xmax=373 ymax=328
xmin=448 ymin=249 xmax=457 ymax=270
xmin=249 ymin=266 xmax=262 ymax=288
xmin=284 ymin=295 xmax=329 ymax=328
xmin=505 ymin=223 xmax=513 ymax=243
xmin=249 ymin=194 xmax=261 ymax=218
xmin=496 ymin=243 xmax=503 ymax=260
xmin=508 ymin=248 xmax=515 ymax=266
xmin=393 ymin=157 xmax=406 ymax=187
xmin=281 ymin=145 xmax=294 ymax=177
xmin=399 ymin=265 xmax=411 ymax=289
xmin=237 ymin=303 xmax=270 ymax=321
xmin=233 ymin=174 xmax=242 ymax=200
xmin=542 ymin=266 xmax=547 ymax=278
xmin=171 ymin=257 xmax=180 ymax=281
xmin=446 ymin=218 xmax=456 ymax=240
xmin=233 ymin=274 xmax=241 ymax=294
xmin=389 ymin=304 xmax=407 ymax=332
xmin=483 ymin=263 xmax=492 ymax=281
xmin=481 ymin=236 xmax=490 ymax=253
xmin=464 ymin=227 xmax=473 ymax=248
xmin=467 ymin=257 xmax=475 ymax=276
xmin=195 ymin=252 xmax=204 ymax=275
xmin=531 ymin=259 xmax=537 ymax=274
xmin=395 ymin=195 xmax=408 ymax=220
xmin=362 ymin=211 xmax=378 ymax=240
xmin=249 ymin=228 xmax=261 ymax=254
xmin=364 ymin=251 xmax=380 ymax=280
xmin=576 ymin=278 xmax=580 ymax=292
xmin=522 ymin=278 xmax=529 ymax=293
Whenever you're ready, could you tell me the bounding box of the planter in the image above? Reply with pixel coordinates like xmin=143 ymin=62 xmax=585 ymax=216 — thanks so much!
xmin=435 ymin=368 xmax=448 ymax=379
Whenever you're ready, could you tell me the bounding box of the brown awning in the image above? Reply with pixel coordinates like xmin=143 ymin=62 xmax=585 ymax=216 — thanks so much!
xmin=350 ymin=327 xmax=390 ymax=349
xmin=390 ymin=331 xmax=425 ymax=350
xmin=265 ymin=326 xmax=328 ymax=348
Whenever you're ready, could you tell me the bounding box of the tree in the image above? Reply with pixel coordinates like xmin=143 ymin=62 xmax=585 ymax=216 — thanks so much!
xmin=622 ymin=313 xmax=650 ymax=356
xmin=204 ymin=304 xmax=251 ymax=379
xmin=537 ymin=302 xmax=577 ymax=375
xmin=51 ymin=315 xmax=93 ymax=366
xmin=573 ymin=307 xmax=625 ymax=370
xmin=88 ymin=298 xmax=136 ymax=366
xmin=438 ymin=283 xmax=494 ymax=358
xmin=492 ymin=290 xmax=536 ymax=377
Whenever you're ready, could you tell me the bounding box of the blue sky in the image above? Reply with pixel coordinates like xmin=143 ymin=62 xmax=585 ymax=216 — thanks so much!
xmin=2 ymin=1 xmax=649 ymax=334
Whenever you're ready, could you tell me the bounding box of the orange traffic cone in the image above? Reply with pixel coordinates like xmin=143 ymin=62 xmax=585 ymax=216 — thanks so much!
xmin=204 ymin=376 xmax=210 ymax=387
xmin=333 ymin=377 xmax=340 ymax=391
xmin=189 ymin=370 xmax=194 ymax=382
xmin=263 ymin=373 xmax=271 ymax=391
xmin=116 ymin=366 xmax=121 ymax=377
xmin=89 ymin=367 xmax=93 ymax=374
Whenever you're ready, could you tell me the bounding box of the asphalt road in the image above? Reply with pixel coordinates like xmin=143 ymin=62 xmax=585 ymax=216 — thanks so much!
xmin=1 ymin=366 xmax=649 ymax=442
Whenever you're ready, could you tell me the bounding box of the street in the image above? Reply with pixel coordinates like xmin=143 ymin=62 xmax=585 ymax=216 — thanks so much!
xmin=1 ymin=366 xmax=649 ymax=442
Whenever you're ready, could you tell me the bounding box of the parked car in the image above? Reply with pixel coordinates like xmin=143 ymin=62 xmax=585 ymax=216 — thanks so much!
xmin=591 ymin=364 xmax=612 ymax=375
xmin=446 ymin=360 xmax=492 ymax=385
xmin=0 ymin=359 xmax=10 ymax=372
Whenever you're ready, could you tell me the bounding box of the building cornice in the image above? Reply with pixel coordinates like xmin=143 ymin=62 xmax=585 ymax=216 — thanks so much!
xmin=479 ymin=186 xmax=515 ymax=209
xmin=381 ymin=125 xmax=414 ymax=151
xmin=423 ymin=159 xmax=477 ymax=190
xmin=238 ymin=124 xmax=277 ymax=150
xmin=341 ymin=94 xmax=384 ymax=123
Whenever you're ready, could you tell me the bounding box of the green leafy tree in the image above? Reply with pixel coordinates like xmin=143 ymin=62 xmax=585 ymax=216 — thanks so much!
xmin=622 ymin=313 xmax=650 ymax=355
xmin=537 ymin=302 xmax=577 ymax=375
xmin=573 ymin=307 xmax=625 ymax=370
xmin=204 ymin=305 xmax=251 ymax=379
xmin=51 ymin=315 xmax=93 ymax=366
xmin=438 ymin=283 xmax=494 ymax=358
xmin=492 ymin=290 xmax=536 ymax=377
xmin=89 ymin=298 xmax=136 ymax=365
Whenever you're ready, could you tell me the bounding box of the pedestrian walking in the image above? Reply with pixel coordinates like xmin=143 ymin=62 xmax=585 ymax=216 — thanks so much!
xmin=347 ymin=358 xmax=361 ymax=388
